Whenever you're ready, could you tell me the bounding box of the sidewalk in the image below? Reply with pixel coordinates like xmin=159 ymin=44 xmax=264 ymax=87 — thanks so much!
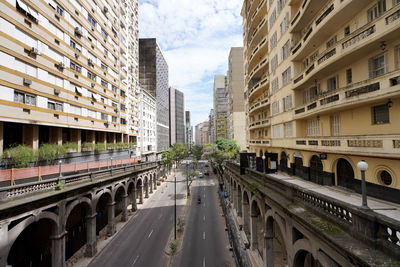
xmin=271 ymin=171 xmax=400 ymax=222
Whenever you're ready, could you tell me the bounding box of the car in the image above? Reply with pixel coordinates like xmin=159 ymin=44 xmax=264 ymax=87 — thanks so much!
xmin=198 ymin=171 xmax=204 ymax=178
xmin=204 ymin=170 xmax=209 ymax=176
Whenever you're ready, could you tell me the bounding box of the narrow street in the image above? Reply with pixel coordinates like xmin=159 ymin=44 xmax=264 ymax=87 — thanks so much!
xmin=174 ymin=173 xmax=235 ymax=267
xmin=88 ymin=168 xmax=187 ymax=267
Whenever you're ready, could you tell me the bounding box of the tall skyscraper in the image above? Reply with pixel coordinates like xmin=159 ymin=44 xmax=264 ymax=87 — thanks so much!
xmin=242 ymin=0 xmax=400 ymax=197
xmin=169 ymin=87 xmax=185 ymax=145
xmin=0 ymin=0 xmax=139 ymax=154
xmin=227 ymin=47 xmax=246 ymax=150
xmin=185 ymin=111 xmax=192 ymax=148
xmin=139 ymin=38 xmax=169 ymax=152
xmin=213 ymin=75 xmax=228 ymax=139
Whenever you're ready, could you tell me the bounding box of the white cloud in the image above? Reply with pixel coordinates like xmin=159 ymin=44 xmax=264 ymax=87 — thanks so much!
xmin=139 ymin=0 xmax=243 ymax=127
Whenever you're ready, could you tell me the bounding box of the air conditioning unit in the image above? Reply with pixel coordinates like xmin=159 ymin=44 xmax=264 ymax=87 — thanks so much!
xmin=30 ymin=47 xmax=39 ymax=56
xmin=91 ymin=83 xmax=95 ymax=88
xmin=115 ymin=108 xmax=119 ymax=113
xmin=103 ymin=6 xmax=108 ymax=13
xmin=23 ymin=78 xmax=32 ymax=85
xmin=54 ymin=88 xmax=61 ymax=95
xmin=74 ymin=27 xmax=82 ymax=36
xmin=74 ymin=53 xmax=79 ymax=58
xmin=88 ymin=58 xmax=94 ymax=66
xmin=57 ymin=62 xmax=65 ymax=70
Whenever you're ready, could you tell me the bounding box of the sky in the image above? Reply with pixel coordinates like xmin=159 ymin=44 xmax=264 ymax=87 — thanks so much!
xmin=138 ymin=0 xmax=243 ymax=127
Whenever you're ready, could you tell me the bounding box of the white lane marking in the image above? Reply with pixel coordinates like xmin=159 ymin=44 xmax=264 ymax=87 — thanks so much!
xmin=132 ymin=255 xmax=140 ymax=266
xmin=203 ymin=215 xmax=205 ymax=222
xmin=203 ymin=232 xmax=206 ymax=240
xmin=203 ymin=257 xmax=206 ymax=267
xmin=204 ymin=194 xmax=205 ymax=198
xmin=148 ymin=229 xmax=153 ymax=239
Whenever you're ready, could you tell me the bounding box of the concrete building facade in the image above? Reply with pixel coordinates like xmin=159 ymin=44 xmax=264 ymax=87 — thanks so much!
xmin=185 ymin=110 xmax=192 ymax=148
xmin=213 ymin=75 xmax=228 ymax=139
xmin=242 ymin=0 xmax=400 ymax=200
xmin=138 ymin=89 xmax=156 ymax=160
xmin=227 ymin=47 xmax=246 ymax=151
xmin=0 ymin=0 xmax=139 ymax=156
xmin=201 ymin=120 xmax=209 ymax=145
xmin=208 ymin=108 xmax=215 ymax=143
xmin=169 ymin=87 xmax=185 ymax=145
xmin=139 ymin=38 xmax=169 ymax=152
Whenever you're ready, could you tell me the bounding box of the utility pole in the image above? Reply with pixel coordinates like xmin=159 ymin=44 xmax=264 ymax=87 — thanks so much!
xmin=174 ymin=173 xmax=177 ymax=240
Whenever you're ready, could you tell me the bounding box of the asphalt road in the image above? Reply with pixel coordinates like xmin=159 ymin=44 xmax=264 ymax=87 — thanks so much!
xmin=88 ymin=168 xmax=187 ymax=267
xmin=174 ymin=174 xmax=235 ymax=267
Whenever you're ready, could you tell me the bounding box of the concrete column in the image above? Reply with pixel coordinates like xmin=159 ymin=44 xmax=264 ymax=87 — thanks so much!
xmin=72 ymin=129 xmax=81 ymax=152
xmin=144 ymin=182 xmax=149 ymax=198
xmin=131 ymin=185 xmax=137 ymax=212
xmin=84 ymin=213 xmax=97 ymax=257
xmin=89 ymin=131 xmax=95 ymax=144
xmin=250 ymin=214 xmax=258 ymax=250
xmin=51 ymin=200 xmax=66 ymax=267
xmin=153 ymin=177 xmax=157 ymax=190
xmin=0 ymin=121 xmax=3 ymax=156
xmin=121 ymin=194 xmax=128 ymax=222
xmin=112 ymin=133 xmax=116 ymax=144
xmin=237 ymin=191 xmax=242 ymax=217
xmin=107 ymin=202 xmax=116 ymax=236
xmin=264 ymin=233 xmax=274 ymax=267
xmin=50 ymin=127 xmax=62 ymax=145
xmin=243 ymin=202 xmax=250 ymax=237
xmin=23 ymin=124 xmax=39 ymax=149
xmin=149 ymin=179 xmax=153 ymax=193
xmin=138 ymin=187 xmax=143 ymax=204
xmin=0 ymin=220 xmax=9 ymax=267
xmin=232 ymin=187 xmax=237 ymax=210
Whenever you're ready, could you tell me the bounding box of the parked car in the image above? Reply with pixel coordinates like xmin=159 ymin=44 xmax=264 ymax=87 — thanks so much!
xmin=204 ymin=170 xmax=209 ymax=176
xmin=198 ymin=171 xmax=204 ymax=178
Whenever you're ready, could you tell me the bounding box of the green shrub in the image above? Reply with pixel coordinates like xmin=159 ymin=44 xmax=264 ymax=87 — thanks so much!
xmin=55 ymin=183 xmax=64 ymax=190
xmin=169 ymin=240 xmax=177 ymax=254
xmin=107 ymin=143 xmax=117 ymax=150
xmin=82 ymin=142 xmax=95 ymax=151
xmin=95 ymin=143 xmax=106 ymax=153
xmin=62 ymin=142 xmax=78 ymax=152
xmin=2 ymin=145 xmax=36 ymax=168
xmin=38 ymin=143 xmax=58 ymax=163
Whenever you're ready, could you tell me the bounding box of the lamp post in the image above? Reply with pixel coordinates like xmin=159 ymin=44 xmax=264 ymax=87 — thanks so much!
xmin=357 ymin=160 xmax=370 ymax=211
xmin=110 ymin=157 xmax=113 ymax=175
xmin=186 ymin=160 xmax=190 ymax=197
xmin=58 ymin=160 xmax=62 ymax=183
xmin=262 ymin=155 xmax=266 ymax=173
xmin=174 ymin=173 xmax=177 ymax=240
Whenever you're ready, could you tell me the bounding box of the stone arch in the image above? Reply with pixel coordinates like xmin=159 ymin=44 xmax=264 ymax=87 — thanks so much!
xmin=280 ymin=151 xmax=288 ymax=172
xmin=309 ymin=155 xmax=323 ymax=185
xmin=293 ymin=152 xmax=305 ymax=179
xmin=237 ymin=183 xmax=243 ymax=217
xmin=264 ymin=213 xmax=288 ymax=267
xmin=7 ymin=212 xmax=58 ymax=266
xmin=94 ymin=190 xmax=113 ymax=236
xmin=144 ymin=175 xmax=149 ymax=198
xmin=250 ymin=198 xmax=264 ymax=258
xmin=293 ymin=240 xmax=321 ymax=267
xmin=112 ymin=183 xmax=127 ymax=201
xmin=242 ymin=190 xmax=251 ymax=241
xmin=136 ymin=177 xmax=143 ymax=204
xmin=127 ymin=180 xmax=137 ymax=212
xmin=65 ymin=197 xmax=93 ymax=220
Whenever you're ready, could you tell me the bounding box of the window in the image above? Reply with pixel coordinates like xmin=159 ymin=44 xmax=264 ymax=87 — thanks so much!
xmin=88 ymin=14 xmax=96 ymax=26
xmin=331 ymin=114 xmax=340 ymax=136
xmin=368 ymin=53 xmax=387 ymax=78
xmin=306 ymin=118 xmax=320 ymax=136
xmin=282 ymin=67 xmax=291 ymax=86
xmin=87 ymin=71 xmax=96 ymax=81
xmin=48 ymin=100 xmax=63 ymax=111
xmin=326 ymin=36 xmax=337 ymax=48
xmin=101 ymin=28 xmax=108 ymax=39
xmin=270 ymin=32 xmax=277 ymax=50
xmin=112 ymin=85 xmax=118 ymax=93
xmin=112 ymin=116 xmax=117 ymax=123
xmin=70 ymin=104 xmax=81 ymax=115
xmin=327 ymin=76 xmax=337 ymax=91
xmin=101 ymin=62 xmax=108 ymax=71
xmin=283 ymin=95 xmax=292 ymax=111
xmin=396 ymin=45 xmax=400 ymax=69
xmin=70 ymin=39 xmax=81 ymax=53
xmin=277 ymin=0 xmax=286 ymax=13
xmin=14 ymin=91 xmax=36 ymax=106
xmin=272 ymin=101 xmax=280 ymax=115
xmin=56 ymin=5 xmax=63 ymax=16
xmin=346 ymin=69 xmax=352 ymax=84
xmin=344 ymin=26 xmax=350 ymax=36
xmin=280 ymin=12 xmax=289 ymax=35
xmin=378 ymin=170 xmax=392 ymax=185
xmin=70 ymin=61 xmax=82 ymax=73
xmin=269 ymin=9 xmax=277 ymax=29
xmin=101 ymin=113 xmax=108 ymax=120
xmin=101 ymin=79 xmax=108 ymax=88
xmin=272 ymin=124 xmax=280 ymax=138
xmin=373 ymin=104 xmax=389 ymax=124
xmin=284 ymin=122 xmax=293 ymax=137
xmin=271 ymin=78 xmax=279 ymax=93
xmin=282 ymin=40 xmax=291 ymax=60
xmin=367 ymin=0 xmax=386 ymax=22
xmin=271 ymin=55 xmax=278 ymax=72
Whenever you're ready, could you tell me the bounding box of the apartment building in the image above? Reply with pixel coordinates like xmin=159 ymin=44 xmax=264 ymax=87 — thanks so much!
xmin=138 ymin=88 xmax=156 ymax=160
xmin=0 ymin=0 xmax=139 ymax=155
xmin=213 ymin=75 xmax=228 ymax=139
xmin=195 ymin=121 xmax=203 ymax=145
xmin=169 ymin=87 xmax=185 ymax=145
xmin=242 ymin=0 xmax=400 ymax=201
xmin=185 ymin=110 xmax=192 ymax=148
xmin=227 ymin=47 xmax=246 ymax=150
xmin=139 ymin=38 xmax=169 ymax=152
xmin=208 ymin=108 xmax=215 ymax=143
xmin=201 ymin=120 xmax=210 ymax=145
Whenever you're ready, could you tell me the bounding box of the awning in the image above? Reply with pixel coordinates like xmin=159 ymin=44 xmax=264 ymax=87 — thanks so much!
xmin=75 ymin=86 xmax=83 ymax=95
xmin=92 ymin=92 xmax=100 ymax=101
xmin=17 ymin=0 xmax=38 ymax=21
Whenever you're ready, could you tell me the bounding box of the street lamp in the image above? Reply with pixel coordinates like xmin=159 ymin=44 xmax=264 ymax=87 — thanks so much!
xmin=262 ymin=155 xmax=266 ymax=173
xmin=110 ymin=157 xmax=113 ymax=175
xmin=357 ymin=160 xmax=370 ymax=211
xmin=186 ymin=160 xmax=190 ymax=197
xmin=174 ymin=173 xmax=177 ymax=240
xmin=58 ymin=160 xmax=62 ymax=183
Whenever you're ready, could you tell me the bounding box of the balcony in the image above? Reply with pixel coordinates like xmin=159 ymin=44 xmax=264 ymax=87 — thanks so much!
xmin=249 ymin=117 xmax=270 ymax=130
xmin=248 ymin=36 xmax=268 ymax=71
xmin=247 ymin=17 xmax=267 ymax=50
xmin=292 ymin=5 xmax=400 ymax=90
xmin=249 ymin=138 xmax=271 ymax=146
xmin=248 ymin=75 xmax=268 ymax=100
xmin=290 ymin=0 xmax=327 ymax=33
xmin=249 ymin=93 xmax=269 ymax=114
xmin=246 ymin=0 xmax=266 ymax=35
xmin=293 ymin=69 xmax=400 ymax=119
xmin=292 ymin=0 xmax=365 ymax=61
xmin=285 ymin=135 xmax=400 ymax=158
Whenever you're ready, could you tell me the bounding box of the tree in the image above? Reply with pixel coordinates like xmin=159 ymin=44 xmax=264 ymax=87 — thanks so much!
xmin=203 ymin=138 xmax=240 ymax=179
xmin=191 ymin=145 xmax=203 ymax=169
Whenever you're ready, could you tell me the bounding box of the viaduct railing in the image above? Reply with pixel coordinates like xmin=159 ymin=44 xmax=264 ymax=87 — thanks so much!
xmin=0 ymin=161 xmax=159 ymax=201
xmin=225 ymin=161 xmax=400 ymax=260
